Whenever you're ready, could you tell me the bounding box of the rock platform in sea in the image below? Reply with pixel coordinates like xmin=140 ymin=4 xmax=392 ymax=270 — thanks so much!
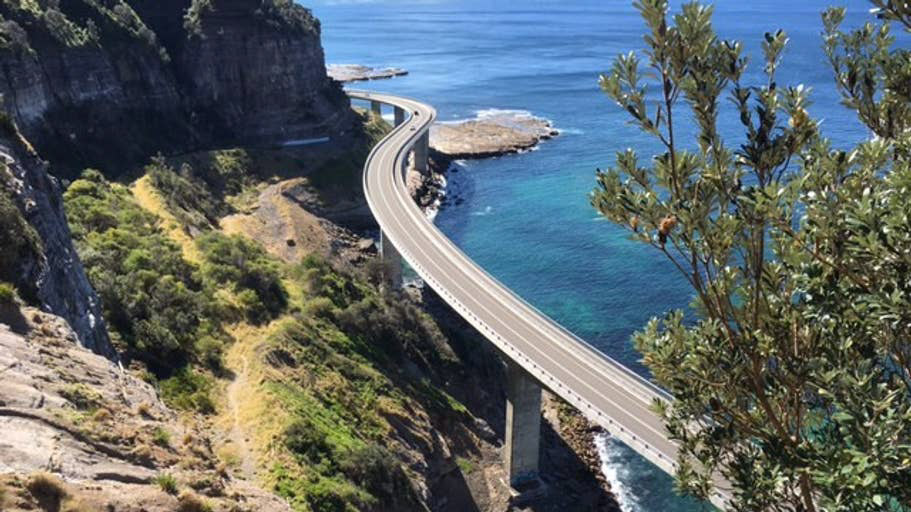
xmin=429 ymin=110 xmax=559 ymax=159
xmin=328 ymin=64 xmax=409 ymax=82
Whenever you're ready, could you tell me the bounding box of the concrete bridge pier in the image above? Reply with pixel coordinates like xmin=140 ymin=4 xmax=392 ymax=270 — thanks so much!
xmin=394 ymin=106 xmax=405 ymax=127
xmin=371 ymin=100 xmax=382 ymax=117
xmin=414 ymin=132 xmax=429 ymax=174
xmin=505 ymin=361 xmax=545 ymax=499
xmin=379 ymin=229 xmax=403 ymax=287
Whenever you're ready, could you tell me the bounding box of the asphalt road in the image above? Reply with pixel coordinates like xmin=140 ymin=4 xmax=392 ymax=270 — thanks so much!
xmin=349 ymin=90 xmax=730 ymax=509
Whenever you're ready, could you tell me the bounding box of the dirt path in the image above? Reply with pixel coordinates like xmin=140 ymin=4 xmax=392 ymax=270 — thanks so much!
xmin=225 ymin=351 xmax=258 ymax=481
xmin=130 ymin=176 xmax=202 ymax=264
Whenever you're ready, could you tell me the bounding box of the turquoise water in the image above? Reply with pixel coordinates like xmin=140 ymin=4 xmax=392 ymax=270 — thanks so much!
xmin=312 ymin=1 xmax=878 ymax=510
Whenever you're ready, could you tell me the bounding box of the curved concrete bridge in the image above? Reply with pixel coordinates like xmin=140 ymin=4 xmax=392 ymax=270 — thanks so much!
xmin=349 ymin=90 xmax=730 ymax=509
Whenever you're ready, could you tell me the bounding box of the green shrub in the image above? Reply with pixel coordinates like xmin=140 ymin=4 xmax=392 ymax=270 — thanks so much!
xmin=335 ymin=294 xmax=446 ymax=365
xmin=456 ymin=457 xmax=475 ymax=474
xmin=197 ymin=232 xmax=288 ymax=324
xmin=64 ymin=170 xmax=227 ymax=374
xmin=255 ymin=0 xmax=318 ymax=31
xmin=210 ymin=149 xmax=253 ymax=195
xmin=159 ymin=368 xmax=215 ymax=414
xmin=283 ymin=418 xmax=333 ymax=465
xmin=152 ymin=427 xmax=171 ymax=447
xmin=147 ymin=158 xmax=227 ymax=229
xmin=0 ymin=282 xmax=16 ymax=304
xmin=337 ymin=444 xmax=417 ymax=509
xmin=304 ymin=296 xmax=336 ymax=320
xmin=154 ymin=473 xmax=178 ymax=494
xmin=296 ymin=256 xmax=363 ymax=310
xmin=59 ymin=384 xmax=103 ymax=411
xmin=272 ymin=465 xmax=367 ymax=512
xmin=0 ymin=188 xmax=41 ymax=299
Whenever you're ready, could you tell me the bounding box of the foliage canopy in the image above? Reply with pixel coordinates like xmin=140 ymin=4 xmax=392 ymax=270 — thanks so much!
xmin=592 ymin=1 xmax=911 ymax=510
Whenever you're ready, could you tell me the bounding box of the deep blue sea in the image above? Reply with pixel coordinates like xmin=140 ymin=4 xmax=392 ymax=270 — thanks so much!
xmin=310 ymin=1 xmax=881 ymax=510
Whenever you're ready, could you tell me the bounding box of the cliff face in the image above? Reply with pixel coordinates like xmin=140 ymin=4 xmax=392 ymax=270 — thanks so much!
xmin=0 ymin=0 xmax=355 ymax=355
xmin=0 ymin=129 xmax=112 ymax=356
xmin=0 ymin=0 xmax=356 ymax=178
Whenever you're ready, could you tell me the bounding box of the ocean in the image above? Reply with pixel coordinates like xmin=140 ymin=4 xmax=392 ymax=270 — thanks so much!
xmin=311 ymin=1 xmax=879 ymax=510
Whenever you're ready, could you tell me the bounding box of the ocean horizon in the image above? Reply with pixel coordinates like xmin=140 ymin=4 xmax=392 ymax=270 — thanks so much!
xmin=313 ymin=1 xmax=881 ymax=509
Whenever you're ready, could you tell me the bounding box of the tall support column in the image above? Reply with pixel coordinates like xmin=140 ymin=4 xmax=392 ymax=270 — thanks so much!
xmin=394 ymin=106 xmax=405 ymax=127
xmin=414 ymin=131 xmax=429 ymax=174
xmin=505 ymin=361 xmax=542 ymax=487
xmin=379 ymin=229 xmax=403 ymax=287
xmin=371 ymin=100 xmax=382 ymax=116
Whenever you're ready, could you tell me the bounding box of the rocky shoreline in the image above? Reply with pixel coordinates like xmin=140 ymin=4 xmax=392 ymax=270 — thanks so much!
xmin=327 ymin=64 xmax=409 ymax=82
xmin=430 ymin=110 xmax=559 ymax=159
xmin=409 ymin=110 xmax=559 ymax=218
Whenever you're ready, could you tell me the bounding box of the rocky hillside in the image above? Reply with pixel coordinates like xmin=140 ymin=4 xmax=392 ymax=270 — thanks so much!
xmin=0 ymin=0 xmax=359 ymax=357
xmin=0 ymin=2 xmax=619 ymax=510
xmin=0 ymin=121 xmax=112 ymax=356
xmin=0 ymin=305 xmax=293 ymax=511
xmin=0 ymin=142 xmax=618 ymax=512
xmin=0 ymin=0 xmax=357 ymax=178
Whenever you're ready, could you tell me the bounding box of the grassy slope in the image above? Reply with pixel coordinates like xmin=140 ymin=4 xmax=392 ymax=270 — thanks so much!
xmin=63 ymin=117 xmax=484 ymax=512
xmin=131 ymin=175 xmax=202 ymax=264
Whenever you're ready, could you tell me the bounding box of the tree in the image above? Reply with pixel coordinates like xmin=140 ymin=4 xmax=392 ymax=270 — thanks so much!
xmin=591 ymin=1 xmax=911 ymax=510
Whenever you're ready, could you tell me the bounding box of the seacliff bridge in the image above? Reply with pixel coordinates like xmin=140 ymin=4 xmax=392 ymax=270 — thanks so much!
xmin=348 ymin=91 xmax=730 ymax=509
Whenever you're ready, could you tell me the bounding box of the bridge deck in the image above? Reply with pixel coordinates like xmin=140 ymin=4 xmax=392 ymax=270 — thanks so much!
xmin=349 ymin=90 xmax=730 ymax=509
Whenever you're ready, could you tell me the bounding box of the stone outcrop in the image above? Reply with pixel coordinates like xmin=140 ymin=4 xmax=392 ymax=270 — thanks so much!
xmin=0 ymin=131 xmax=112 ymax=357
xmin=0 ymin=0 xmax=359 ymax=178
xmin=430 ymin=110 xmax=558 ymax=159
xmin=327 ymin=64 xmax=408 ymax=82
xmin=220 ymin=177 xmax=376 ymax=265
xmin=0 ymin=308 xmax=292 ymax=511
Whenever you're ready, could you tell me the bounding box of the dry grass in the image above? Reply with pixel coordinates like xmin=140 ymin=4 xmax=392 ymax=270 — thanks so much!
xmin=130 ymin=176 xmax=201 ymax=263
xmin=176 ymin=490 xmax=213 ymax=512
xmin=60 ymin=497 xmax=91 ymax=512
xmin=0 ymin=482 xmax=8 ymax=509
xmin=26 ymin=472 xmax=68 ymax=511
xmin=226 ymin=323 xmax=289 ymax=445
xmin=92 ymin=407 xmax=112 ymax=423
xmin=136 ymin=402 xmax=153 ymax=418
xmin=154 ymin=473 xmax=179 ymax=495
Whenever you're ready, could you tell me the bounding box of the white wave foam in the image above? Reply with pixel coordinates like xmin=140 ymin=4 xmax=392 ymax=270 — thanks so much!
xmin=474 ymin=107 xmax=535 ymax=120
xmin=425 ymin=204 xmax=440 ymax=222
xmin=595 ymin=433 xmax=641 ymax=512
xmin=558 ymin=127 xmax=585 ymax=135
xmin=471 ymin=206 xmax=494 ymax=216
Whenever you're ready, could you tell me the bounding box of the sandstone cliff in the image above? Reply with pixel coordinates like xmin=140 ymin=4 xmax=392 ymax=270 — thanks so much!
xmin=0 ymin=0 xmax=357 ymax=355
xmin=0 ymin=126 xmax=112 ymax=356
xmin=0 ymin=0 xmax=357 ymax=178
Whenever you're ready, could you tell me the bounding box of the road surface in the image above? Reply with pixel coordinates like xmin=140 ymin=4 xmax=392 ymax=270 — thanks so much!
xmin=349 ymin=90 xmax=730 ymax=509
